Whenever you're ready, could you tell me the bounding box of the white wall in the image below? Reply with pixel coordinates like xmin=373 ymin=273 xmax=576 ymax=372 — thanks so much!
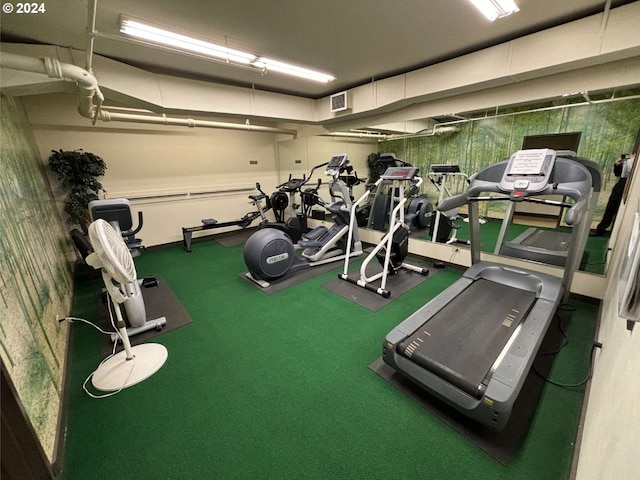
xmin=23 ymin=93 xmax=378 ymax=247
xmin=277 ymin=135 xmax=376 ymax=200
xmin=575 ymin=158 xmax=640 ymax=479
xmin=23 ymin=93 xmax=281 ymax=246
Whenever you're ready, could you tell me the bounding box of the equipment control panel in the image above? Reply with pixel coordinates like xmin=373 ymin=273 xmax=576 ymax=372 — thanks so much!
xmin=430 ymin=164 xmax=461 ymax=174
xmin=279 ymin=177 xmax=308 ymax=191
xmin=381 ymin=166 xmax=419 ymax=180
xmin=325 ymin=153 xmax=349 ymax=177
xmin=500 ymin=149 xmax=556 ymax=194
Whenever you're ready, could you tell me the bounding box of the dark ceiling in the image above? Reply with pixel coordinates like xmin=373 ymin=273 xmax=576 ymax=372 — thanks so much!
xmin=1 ymin=0 xmax=635 ymax=98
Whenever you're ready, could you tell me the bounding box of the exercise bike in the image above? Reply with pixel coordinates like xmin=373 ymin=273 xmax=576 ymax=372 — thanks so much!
xmin=89 ymin=197 xmax=145 ymax=256
xmin=339 ymin=166 xmax=429 ymax=298
xmin=88 ymin=198 xmax=167 ymax=340
xmin=243 ymin=153 xmax=363 ymax=288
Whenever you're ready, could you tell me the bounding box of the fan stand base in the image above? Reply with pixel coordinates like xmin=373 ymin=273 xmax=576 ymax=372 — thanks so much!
xmin=92 ymin=343 xmax=168 ymax=392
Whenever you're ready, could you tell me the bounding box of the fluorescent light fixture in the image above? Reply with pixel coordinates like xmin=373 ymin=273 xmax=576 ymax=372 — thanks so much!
xmin=252 ymin=57 xmax=336 ymax=84
xmin=119 ymin=17 xmax=336 ymax=83
xmin=467 ymin=0 xmax=519 ymax=21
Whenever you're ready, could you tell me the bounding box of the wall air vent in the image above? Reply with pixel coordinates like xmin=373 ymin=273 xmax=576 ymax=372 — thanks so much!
xmin=330 ymin=91 xmax=349 ymax=113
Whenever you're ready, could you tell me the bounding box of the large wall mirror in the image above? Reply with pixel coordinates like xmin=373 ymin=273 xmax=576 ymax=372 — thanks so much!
xmin=278 ymin=86 xmax=640 ymax=279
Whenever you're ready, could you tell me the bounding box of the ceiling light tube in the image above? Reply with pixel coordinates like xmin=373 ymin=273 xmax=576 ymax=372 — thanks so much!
xmin=119 ymin=17 xmax=335 ymax=82
xmin=253 ymin=57 xmax=336 ymax=83
xmin=120 ymin=18 xmax=256 ymax=64
xmin=467 ymin=0 xmax=519 ymax=21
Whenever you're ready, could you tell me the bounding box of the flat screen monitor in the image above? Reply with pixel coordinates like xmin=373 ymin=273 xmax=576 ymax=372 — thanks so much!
xmin=522 ymin=132 xmax=582 ymax=152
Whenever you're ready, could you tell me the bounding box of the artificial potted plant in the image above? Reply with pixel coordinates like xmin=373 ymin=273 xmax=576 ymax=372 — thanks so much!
xmin=48 ymin=148 xmax=107 ymax=232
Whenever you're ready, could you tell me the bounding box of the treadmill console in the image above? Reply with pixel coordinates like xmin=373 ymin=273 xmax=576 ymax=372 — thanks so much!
xmin=381 ymin=166 xmax=419 ymax=180
xmin=500 ymin=149 xmax=556 ymax=194
xmin=325 ymin=153 xmax=349 ymax=177
xmin=430 ymin=164 xmax=461 ymax=174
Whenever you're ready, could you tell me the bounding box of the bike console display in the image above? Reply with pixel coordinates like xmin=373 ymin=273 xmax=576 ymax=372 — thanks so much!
xmin=500 ymin=148 xmax=556 ymax=195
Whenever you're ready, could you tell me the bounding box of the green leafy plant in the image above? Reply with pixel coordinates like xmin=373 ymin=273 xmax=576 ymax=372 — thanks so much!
xmin=48 ymin=149 xmax=107 ymax=230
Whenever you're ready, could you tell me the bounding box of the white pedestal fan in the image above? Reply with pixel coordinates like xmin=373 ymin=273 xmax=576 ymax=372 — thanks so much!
xmin=86 ymin=218 xmax=168 ymax=391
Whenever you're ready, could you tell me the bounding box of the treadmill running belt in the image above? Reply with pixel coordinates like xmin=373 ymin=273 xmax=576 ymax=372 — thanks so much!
xmin=397 ymin=279 xmax=536 ymax=398
xmin=520 ymin=230 xmax=570 ymax=251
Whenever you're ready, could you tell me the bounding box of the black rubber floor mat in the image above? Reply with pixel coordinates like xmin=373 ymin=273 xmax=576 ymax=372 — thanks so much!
xmin=370 ymin=313 xmax=566 ymax=465
xmin=95 ymin=275 xmax=192 ymax=355
xmin=240 ymin=260 xmax=343 ymax=294
xmin=322 ymin=256 xmax=436 ymax=311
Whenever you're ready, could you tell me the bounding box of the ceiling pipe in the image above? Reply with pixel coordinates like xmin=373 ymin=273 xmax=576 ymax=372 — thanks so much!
xmin=85 ymin=0 xmax=98 ymax=73
xmin=94 ymin=109 xmax=298 ymax=135
xmin=0 ymin=51 xmax=104 ymax=117
xmin=0 ymin=2 xmax=295 ymax=135
xmin=1 ymin=51 xmax=297 ymax=135
xmin=600 ymin=0 xmax=613 ymax=34
xmin=384 ymin=124 xmax=461 ymax=141
xmin=322 ymin=131 xmax=388 ymax=140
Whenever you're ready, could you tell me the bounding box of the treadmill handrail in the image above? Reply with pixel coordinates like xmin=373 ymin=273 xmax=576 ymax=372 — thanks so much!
xmin=436 ymin=158 xmax=592 ymax=225
xmin=564 ymin=196 xmax=588 ymax=225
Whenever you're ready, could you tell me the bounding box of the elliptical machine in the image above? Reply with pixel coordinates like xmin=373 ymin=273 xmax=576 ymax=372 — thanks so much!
xmin=257 ymin=172 xmax=322 ymax=244
xmin=367 ymin=153 xmax=431 ymax=232
xmin=243 ymin=154 xmax=363 ymax=288
xmin=339 ymin=166 xmax=429 ymax=298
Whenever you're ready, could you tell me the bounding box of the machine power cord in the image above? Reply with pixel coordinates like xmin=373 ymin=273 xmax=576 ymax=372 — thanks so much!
xmin=60 ymin=298 xmax=133 ymax=399
xmin=532 ymin=304 xmax=602 ymax=388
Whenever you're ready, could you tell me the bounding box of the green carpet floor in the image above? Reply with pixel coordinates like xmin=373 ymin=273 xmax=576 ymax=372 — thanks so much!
xmin=59 ymin=237 xmax=598 ymax=480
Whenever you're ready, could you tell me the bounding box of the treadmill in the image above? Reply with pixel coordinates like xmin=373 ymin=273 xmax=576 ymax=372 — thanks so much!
xmin=382 ymin=149 xmax=592 ymax=430
xmin=494 ymin=152 xmax=602 ymax=267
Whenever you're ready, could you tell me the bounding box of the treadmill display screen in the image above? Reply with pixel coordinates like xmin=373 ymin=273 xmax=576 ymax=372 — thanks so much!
xmin=500 ymin=148 xmax=556 ymax=193
xmin=507 ymin=149 xmax=552 ymax=176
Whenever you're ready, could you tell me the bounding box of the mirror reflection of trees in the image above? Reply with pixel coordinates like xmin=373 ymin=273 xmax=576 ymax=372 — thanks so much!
xmin=375 ymin=90 xmax=640 ymax=275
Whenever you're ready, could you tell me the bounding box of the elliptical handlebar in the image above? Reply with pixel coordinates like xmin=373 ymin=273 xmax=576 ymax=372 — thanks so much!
xmin=277 ymin=174 xmax=309 ymax=191
xmin=308 ymin=161 xmax=330 ymax=179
